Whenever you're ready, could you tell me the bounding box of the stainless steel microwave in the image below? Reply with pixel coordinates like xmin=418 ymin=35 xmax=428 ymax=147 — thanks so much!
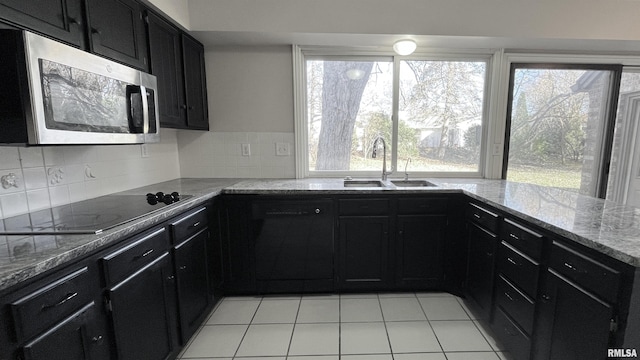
xmin=0 ymin=30 xmax=159 ymax=145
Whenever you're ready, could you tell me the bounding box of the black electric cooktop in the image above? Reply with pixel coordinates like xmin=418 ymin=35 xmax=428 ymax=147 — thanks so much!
xmin=0 ymin=193 xmax=191 ymax=235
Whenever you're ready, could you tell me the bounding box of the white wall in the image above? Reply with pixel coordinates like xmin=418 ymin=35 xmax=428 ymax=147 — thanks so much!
xmin=188 ymin=0 xmax=640 ymax=42
xmin=0 ymin=130 xmax=181 ymax=218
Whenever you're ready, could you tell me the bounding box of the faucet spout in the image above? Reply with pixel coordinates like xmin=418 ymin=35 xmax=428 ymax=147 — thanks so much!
xmin=372 ymin=136 xmax=392 ymax=181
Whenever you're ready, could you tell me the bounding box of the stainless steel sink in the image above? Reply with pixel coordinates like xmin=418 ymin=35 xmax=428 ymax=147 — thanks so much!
xmin=343 ymin=180 xmax=385 ymax=187
xmin=391 ymin=180 xmax=437 ymax=187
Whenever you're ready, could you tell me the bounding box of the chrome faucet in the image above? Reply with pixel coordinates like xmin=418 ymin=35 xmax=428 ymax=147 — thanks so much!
xmin=372 ymin=136 xmax=392 ymax=181
xmin=404 ymin=158 xmax=411 ymax=181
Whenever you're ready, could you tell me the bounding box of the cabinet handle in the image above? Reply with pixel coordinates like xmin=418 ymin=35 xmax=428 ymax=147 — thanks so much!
xmin=91 ymin=28 xmax=101 ymax=35
xmin=133 ymin=249 xmax=154 ymax=261
xmin=167 ymin=275 xmax=175 ymax=280
xmin=91 ymin=335 xmax=104 ymax=344
xmin=541 ymin=294 xmax=551 ymax=302
xmin=485 ymin=252 xmax=493 ymax=257
xmin=509 ymin=233 xmax=519 ymax=240
xmin=181 ymin=104 xmax=187 ymax=109
xmin=42 ymin=292 xmax=78 ymax=310
xmin=564 ymin=262 xmax=586 ymax=274
xmin=179 ymin=265 xmax=187 ymax=270
xmin=473 ymin=213 xmax=481 ymax=219
xmin=191 ymin=221 xmax=201 ymax=228
xmin=68 ymin=17 xmax=81 ymax=25
xmin=506 ymin=257 xmax=519 ymax=266
xmin=504 ymin=292 xmax=514 ymax=302
xmin=315 ymin=208 xmax=321 ymax=214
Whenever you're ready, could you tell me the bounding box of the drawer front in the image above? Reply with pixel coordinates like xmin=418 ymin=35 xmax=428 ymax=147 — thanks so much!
xmin=466 ymin=202 xmax=499 ymax=233
xmin=492 ymin=307 xmax=531 ymax=360
xmin=550 ymin=241 xmax=620 ymax=303
xmin=498 ymin=241 xmax=540 ymax=298
xmin=397 ymin=197 xmax=448 ymax=214
xmin=102 ymin=227 xmax=168 ymax=286
xmin=11 ymin=267 xmax=92 ymax=342
xmin=495 ymin=275 xmax=535 ymax=335
xmin=170 ymin=206 xmax=208 ymax=242
xmin=502 ymin=218 xmax=544 ymax=261
xmin=339 ymin=198 xmax=389 ymax=215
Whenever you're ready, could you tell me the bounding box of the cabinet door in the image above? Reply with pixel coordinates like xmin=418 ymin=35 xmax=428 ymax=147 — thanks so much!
xmin=396 ymin=215 xmax=445 ymax=289
xmin=86 ymin=0 xmax=147 ymax=70
xmin=182 ymin=34 xmax=209 ymax=129
xmin=0 ymin=0 xmax=85 ymax=48
xmin=174 ymin=229 xmax=210 ymax=344
xmin=534 ymin=270 xmax=614 ymax=360
xmin=146 ymin=11 xmax=186 ymax=128
xmin=339 ymin=216 xmax=390 ymax=291
xmin=21 ymin=302 xmax=108 ymax=360
xmin=466 ymin=222 xmax=497 ymax=319
xmin=108 ymin=253 xmax=177 ymax=360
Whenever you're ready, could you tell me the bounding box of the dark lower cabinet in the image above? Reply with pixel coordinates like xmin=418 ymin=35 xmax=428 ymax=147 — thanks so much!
xmin=86 ymin=0 xmax=148 ymax=70
xmin=466 ymin=222 xmax=498 ymax=319
xmin=396 ymin=214 xmax=445 ymax=289
xmin=0 ymin=0 xmax=85 ymax=48
xmin=21 ymin=302 xmax=107 ymax=360
xmin=338 ymin=216 xmax=391 ymax=291
xmin=107 ymin=253 xmax=178 ymax=360
xmin=534 ymin=269 xmax=614 ymax=360
xmin=174 ymin=230 xmax=210 ymax=343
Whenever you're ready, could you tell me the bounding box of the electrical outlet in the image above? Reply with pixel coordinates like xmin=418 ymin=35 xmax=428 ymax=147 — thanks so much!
xmin=276 ymin=142 xmax=290 ymax=156
xmin=141 ymin=144 xmax=149 ymax=158
xmin=242 ymin=143 xmax=251 ymax=156
xmin=492 ymin=143 xmax=502 ymax=156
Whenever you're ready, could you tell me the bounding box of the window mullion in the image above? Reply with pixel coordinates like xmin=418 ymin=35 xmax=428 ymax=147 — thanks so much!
xmin=391 ymin=56 xmax=400 ymax=174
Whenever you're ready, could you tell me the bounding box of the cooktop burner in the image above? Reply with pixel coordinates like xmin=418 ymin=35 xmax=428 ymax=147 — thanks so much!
xmin=0 ymin=192 xmax=192 ymax=235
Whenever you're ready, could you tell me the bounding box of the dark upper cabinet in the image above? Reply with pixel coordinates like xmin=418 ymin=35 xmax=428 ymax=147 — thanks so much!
xmin=0 ymin=0 xmax=86 ymax=48
xmin=146 ymin=11 xmax=186 ymax=128
xmin=396 ymin=214 xmax=446 ymax=290
xmin=534 ymin=270 xmax=614 ymax=360
xmin=181 ymin=34 xmax=209 ymax=130
xmin=174 ymin=229 xmax=210 ymax=344
xmin=85 ymin=0 xmax=148 ymax=70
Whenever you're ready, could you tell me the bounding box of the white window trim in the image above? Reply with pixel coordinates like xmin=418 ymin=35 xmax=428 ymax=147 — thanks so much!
xmin=293 ymin=45 xmax=496 ymax=179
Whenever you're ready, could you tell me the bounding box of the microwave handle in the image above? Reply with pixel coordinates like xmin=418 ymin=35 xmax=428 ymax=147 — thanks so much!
xmin=140 ymin=85 xmax=149 ymax=134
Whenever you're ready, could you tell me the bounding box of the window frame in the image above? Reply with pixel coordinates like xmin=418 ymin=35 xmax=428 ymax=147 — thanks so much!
xmin=293 ymin=46 xmax=494 ymax=179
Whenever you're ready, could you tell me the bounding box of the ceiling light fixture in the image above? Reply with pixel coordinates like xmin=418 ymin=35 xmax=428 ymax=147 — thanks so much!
xmin=393 ymin=39 xmax=417 ymax=56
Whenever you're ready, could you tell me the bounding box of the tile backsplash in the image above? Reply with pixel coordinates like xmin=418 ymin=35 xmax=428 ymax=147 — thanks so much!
xmin=0 ymin=129 xmax=180 ymax=218
xmin=178 ymin=131 xmax=295 ymax=179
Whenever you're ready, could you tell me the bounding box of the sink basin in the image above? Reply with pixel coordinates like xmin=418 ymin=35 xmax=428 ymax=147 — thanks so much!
xmin=391 ymin=180 xmax=437 ymax=187
xmin=343 ymin=180 xmax=384 ymax=187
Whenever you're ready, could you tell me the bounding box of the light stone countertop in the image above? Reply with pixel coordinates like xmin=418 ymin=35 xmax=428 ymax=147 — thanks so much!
xmin=1 ymin=177 xmax=640 ymax=293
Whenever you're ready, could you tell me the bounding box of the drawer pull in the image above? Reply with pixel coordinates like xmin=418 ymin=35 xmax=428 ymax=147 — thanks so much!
xmin=504 ymin=292 xmax=514 ymax=302
xmin=179 ymin=265 xmax=187 ymax=270
xmin=564 ymin=262 xmax=586 ymax=274
xmin=191 ymin=221 xmax=201 ymax=228
xmin=509 ymin=233 xmax=519 ymax=240
xmin=473 ymin=213 xmax=481 ymax=219
xmin=507 ymin=257 xmax=520 ymax=266
xmin=541 ymin=294 xmax=551 ymax=302
xmin=133 ymin=249 xmax=154 ymax=261
xmin=42 ymin=292 xmax=78 ymax=310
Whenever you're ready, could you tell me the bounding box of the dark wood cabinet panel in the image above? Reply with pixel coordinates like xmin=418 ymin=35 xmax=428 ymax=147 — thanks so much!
xmin=466 ymin=222 xmax=498 ymax=319
xmin=146 ymin=11 xmax=186 ymax=128
xmin=0 ymin=0 xmax=86 ymax=48
xmin=174 ymin=229 xmax=210 ymax=344
xmin=86 ymin=0 xmax=147 ymax=70
xmin=396 ymin=214 xmax=445 ymax=289
xmin=534 ymin=269 xmax=614 ymax=360
xmin=182 ymin=34 xmax=209 ymax=129
xmin=338 ymin=216 xmax=391 ymax=291
xmin=107 ymin=252 xmax=178 ymax=360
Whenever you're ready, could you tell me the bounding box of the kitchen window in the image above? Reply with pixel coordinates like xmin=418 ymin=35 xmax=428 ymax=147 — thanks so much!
xmin=297 ymin=50 xmax=491 ymax=178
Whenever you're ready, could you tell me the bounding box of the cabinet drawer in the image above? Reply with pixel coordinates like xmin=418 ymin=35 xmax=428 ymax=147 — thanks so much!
xmin=11 ymin=267 xmax=92 ymax=342
xmin=339 ymin=198 xmax=389 ymax=215
xmin=466 ymin=202 xmax=499 ymax=233
xmin=492 ymin=307 xmax=531 ymax=360
xmin=495 ymin=275 xmax=535 ymax=335
xmin=398 ymin=197 xmax=448 ymax=214
xmin=170 ymin=206 xmax=208 ymax=242
xmin=550 ymin=241 xmax=620 ymax=304
xmin=498 ymin=241 xmax=540 ymax=298
xmin=502 ymin=218 xmax=544 ymax=261
xmin=102 ymin=227 xmax=168 ymax=285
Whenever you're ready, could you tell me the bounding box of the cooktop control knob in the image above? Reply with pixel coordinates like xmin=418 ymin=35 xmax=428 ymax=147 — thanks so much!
xmin=146 ymin=193 xmax=158 ymax=205
xmin=147 ymin=191 xmax=181 ymax=205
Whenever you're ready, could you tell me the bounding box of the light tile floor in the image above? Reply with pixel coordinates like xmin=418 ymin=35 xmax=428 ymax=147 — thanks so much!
xmin=178 ymin=292 xmax=515 ymax=360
